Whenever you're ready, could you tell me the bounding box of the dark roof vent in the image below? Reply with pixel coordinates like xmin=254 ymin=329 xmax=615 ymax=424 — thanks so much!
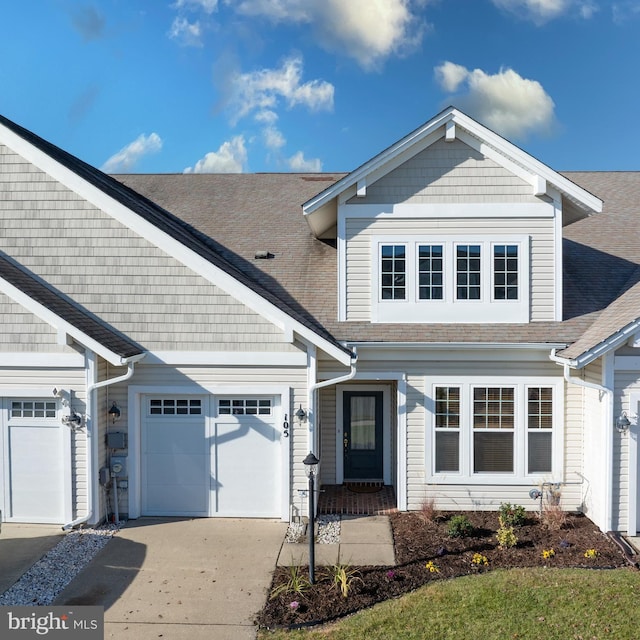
xmin=254 ymin=251 xmax=274 ymax=260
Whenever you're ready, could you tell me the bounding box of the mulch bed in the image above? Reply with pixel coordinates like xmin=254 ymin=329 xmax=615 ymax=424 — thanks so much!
xmin=257 ymin=511 xmax=635 ymax=630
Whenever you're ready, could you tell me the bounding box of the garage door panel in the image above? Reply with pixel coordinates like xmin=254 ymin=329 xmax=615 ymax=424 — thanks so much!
xmin=145 ymin=421 xmax=205 ymax=454
xmin=145 ymin=453 xmax=207 ymax=486
xmin=145 ymin=482 xmax=208 ymax=515
xmin=7 ymin=424 xmax=63 ymax=522
xmin=213 ymin=420 xmax=279 ymax=517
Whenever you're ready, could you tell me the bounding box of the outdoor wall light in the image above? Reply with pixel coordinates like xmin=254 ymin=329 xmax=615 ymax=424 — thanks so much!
xmin=616 ymin=411 xmax=631 ymax=433
xmin=296 ymin=405 xmax=307 ymax=422
xmin=108 ymin=402 xmax=121 ymax=424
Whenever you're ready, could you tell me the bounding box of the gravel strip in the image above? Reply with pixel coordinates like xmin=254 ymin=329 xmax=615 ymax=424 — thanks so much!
xmin=0 ymin=525 xmax=119 ymax=606
xmin=284 ymin=514 xmax=341 ymax=544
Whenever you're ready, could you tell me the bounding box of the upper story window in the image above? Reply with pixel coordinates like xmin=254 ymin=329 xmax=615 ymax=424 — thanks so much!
xmin=373 ymin=236 xmax=529 ymax=323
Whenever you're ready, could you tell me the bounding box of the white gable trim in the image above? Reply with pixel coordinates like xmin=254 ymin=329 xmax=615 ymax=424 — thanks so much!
xmin=0 ymin=275 xmax=139 ymax=367
xmin=0 ymin=121 xmax=352 ymax=368
xmin=304 ymin=107 xmax=602 ymax=220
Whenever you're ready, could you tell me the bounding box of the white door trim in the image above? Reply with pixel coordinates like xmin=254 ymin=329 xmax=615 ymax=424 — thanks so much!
xmin=629 ymin=392 xmax=640 ymax=535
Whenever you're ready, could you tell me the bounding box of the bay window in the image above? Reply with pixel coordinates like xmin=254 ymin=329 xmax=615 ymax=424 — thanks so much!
xmin=428 ymin=379 xmax=560 ymax=481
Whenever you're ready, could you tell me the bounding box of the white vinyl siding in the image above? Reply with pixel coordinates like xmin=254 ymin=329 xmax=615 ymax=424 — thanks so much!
xmin=346 ymin=139 xmax=537 ymax=205
xmin=0 ymin=144 xmax=294 ymax=352
xmin=346 ymin=216 xmax=554 ymax=322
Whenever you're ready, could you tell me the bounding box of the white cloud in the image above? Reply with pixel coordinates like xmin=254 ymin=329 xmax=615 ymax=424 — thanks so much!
xmin=101 ymin=133 xmax=162 ymax=172
xmin=288 ymin=150 xmax=322 ymax=172
xmin=263 ymin=126 xmax=286 ymax=150
xmin=184 ymin=136 xmax=247 ymax=173
xmin=168 ymin=17 xmax=203 ymax=47
xmin=491 ymin=0 xmax=597 ymax=24
xmin=612 ymin=2 xmax=640 ymax=25
xmin=435 ymin=63 xmax=556 ymax=139
xmin=229 ymin=55 xmax=334 ymax=124
xmin=229 ymin=0 xmax=424 ymax=69
xmin=173 ymin=0 xmax=219 ymax=14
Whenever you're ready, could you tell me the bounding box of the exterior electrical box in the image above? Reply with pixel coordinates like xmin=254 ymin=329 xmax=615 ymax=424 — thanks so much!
xmin=110 ymin=456 xmax=127 ymax=478
xmin=107 ymin=431 xmax=127 ymax=449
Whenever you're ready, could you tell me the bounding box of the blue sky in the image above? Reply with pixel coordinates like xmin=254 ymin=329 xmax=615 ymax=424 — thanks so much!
xmin=2 ymin=0 xmax=640 ymax=174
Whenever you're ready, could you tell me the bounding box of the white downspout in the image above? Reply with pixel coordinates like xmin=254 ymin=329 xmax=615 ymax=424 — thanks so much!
xmin=307 ymin=347 xmax=358 ymax=455
xmin=550 ymin=349 xmax=613 ymax=532
xmin=62 ymin=357 xmax=141 ymax=531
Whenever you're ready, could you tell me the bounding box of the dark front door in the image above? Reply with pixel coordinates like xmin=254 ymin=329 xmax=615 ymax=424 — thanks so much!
xmin=343 ymin=391 xmax=383 ymax=480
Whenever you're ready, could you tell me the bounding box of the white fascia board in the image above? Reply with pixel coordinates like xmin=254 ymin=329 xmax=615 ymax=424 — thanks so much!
xmin=341 ymin=202 xmax=553 ymax=219
xmin=0 ymin=276 xmax=131 ymax=367
xmin=0 ymin=121 xmax=351 ymax=368
xmin=0 ymin=353 xmax=85 ymax=367
xmin=453 ymin=112 xmax=603 ymax=213
xmin=556 ymin=320 xmax=640 ymax=370
xmin=144 ymin=351 xmax=307 ymax=366
xmin=303 ymin=112 xmax=450 ymax=215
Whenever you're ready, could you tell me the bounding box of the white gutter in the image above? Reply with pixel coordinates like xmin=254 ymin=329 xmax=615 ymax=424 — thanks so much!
xmin=550 ymin=348 xmax=613 ymax=532
xmin=307 ymin=347 xmax=358 ymax=455
xmin=62 ymin=355 xmax=143 ymax=531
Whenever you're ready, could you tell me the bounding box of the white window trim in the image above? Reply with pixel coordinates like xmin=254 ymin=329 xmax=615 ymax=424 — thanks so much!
xmin=372 ymin=235 xmax=530 ymax=323
xmin=425 ymin=376 xmax=563 ymax=485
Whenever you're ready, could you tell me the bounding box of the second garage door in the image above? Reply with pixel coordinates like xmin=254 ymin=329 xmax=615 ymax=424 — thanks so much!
xmin=141 ymin=395 xmax=281 ymax=517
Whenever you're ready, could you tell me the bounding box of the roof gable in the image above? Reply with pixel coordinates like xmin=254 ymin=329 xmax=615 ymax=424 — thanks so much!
xmin=0 ymin=114 xmax=353 ymax=366
xmin=303 ymin=107 xmax=603 ymax=237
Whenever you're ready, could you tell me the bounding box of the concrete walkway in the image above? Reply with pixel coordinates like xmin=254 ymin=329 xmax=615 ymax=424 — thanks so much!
xmin=0 ymin=523 xmax=64 ymax=593
xmin=53 ymin=518 xmax=288 ymax=640
xmin=278 ymin=515 xmax=395 ymax=567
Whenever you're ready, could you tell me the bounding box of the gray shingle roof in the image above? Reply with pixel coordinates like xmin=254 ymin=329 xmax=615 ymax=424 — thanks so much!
xmin=116 ymin=171 xmax=640 ymax=353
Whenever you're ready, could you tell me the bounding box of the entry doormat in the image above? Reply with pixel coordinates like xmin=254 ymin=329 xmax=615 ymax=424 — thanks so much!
xmin=346 ymin=482 xmax=383 ymax=494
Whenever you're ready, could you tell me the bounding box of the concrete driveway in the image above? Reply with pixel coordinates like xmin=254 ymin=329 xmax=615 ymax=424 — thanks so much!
xmin=0 ymin=523 xmax=64 ymax=593
xmin=53 ymin=518 xmax=288 ymax=640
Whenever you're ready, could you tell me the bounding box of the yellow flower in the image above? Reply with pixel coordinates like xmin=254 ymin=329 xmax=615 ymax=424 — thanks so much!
xmin=471 ymin=553 xmax=489 ymax=566
xmin=542 ymin=549 xmax=555 ymax=559
xmin=425 ymin=561 xmax=440 ymax=573
xmin=584 ymin=548 xmax=598 ymax=559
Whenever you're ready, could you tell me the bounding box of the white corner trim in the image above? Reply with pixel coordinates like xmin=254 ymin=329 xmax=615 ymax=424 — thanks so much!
xmin=337 ymin=211 xmax=347 ymax=321
xmin=628 ymin=391 xmax=640 ymax=535
xmin=445 ymin=120 xmax=455 ymax=142
xmin=356 ymin=178 xmax=367 ymax=197
xmin=533 ymin=176 xmax=547 ymax=197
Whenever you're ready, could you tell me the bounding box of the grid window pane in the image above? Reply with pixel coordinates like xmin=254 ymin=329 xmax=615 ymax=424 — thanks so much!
xmin=494 ymin=245 xmax=518 ymax=300
xmin=418 ymin=245 xmax=444 ymax=300
xmin=528 ymin=387 xmax=553 ymax=429
xmin=435 ymin=387 xmax=460 ymax=428
xmin=473 ymin=387 xmax=514 ymax=429
xmin=380 ymin=245 xmax=406 ymax=300
xmin=150 ymin=398 xmax=201 ymax=415
xmin=11 ymin=400 xmax=56 ymax=418
xmin=456 ymin=245 xmax=481 ymax=300
xmin=218 ymin=398 xmax=272 ymax=416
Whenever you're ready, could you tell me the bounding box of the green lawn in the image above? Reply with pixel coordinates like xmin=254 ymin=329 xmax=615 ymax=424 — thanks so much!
xmin=258 ymin=567 xmax=640 ymax=639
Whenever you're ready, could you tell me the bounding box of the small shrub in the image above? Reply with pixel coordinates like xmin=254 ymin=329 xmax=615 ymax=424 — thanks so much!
xmin=540 ymin=503 xmax=568 ymax=530
xmin=447 ymin=514 xmax=474 ymax=538
xmin=419 ymin=496 xmax=437 ymax=523
xmin=270 ymin=564 xmax=310 ymax=600
xmin=498 ymin=502 xmax=527 ymax=527
xmin=325 ymin=563 xmax=362 ymax=598
xmin=496 ymin=518 xmax=518 ymax=549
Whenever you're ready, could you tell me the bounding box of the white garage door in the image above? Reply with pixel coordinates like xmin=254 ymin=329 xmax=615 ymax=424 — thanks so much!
xmin=141 ymin=395 xmax=281 ymax=517
xmin=1 ymin=400 xmax=66 ymax=523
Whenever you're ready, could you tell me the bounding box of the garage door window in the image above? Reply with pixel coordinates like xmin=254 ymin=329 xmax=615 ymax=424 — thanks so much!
xmin=11 ymin=400 xmax=57 ymax=419
xmin=218 ymin=399 xmax=272 ymax=415
xmin=149 ymin=398 xmax=202 ymax=415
